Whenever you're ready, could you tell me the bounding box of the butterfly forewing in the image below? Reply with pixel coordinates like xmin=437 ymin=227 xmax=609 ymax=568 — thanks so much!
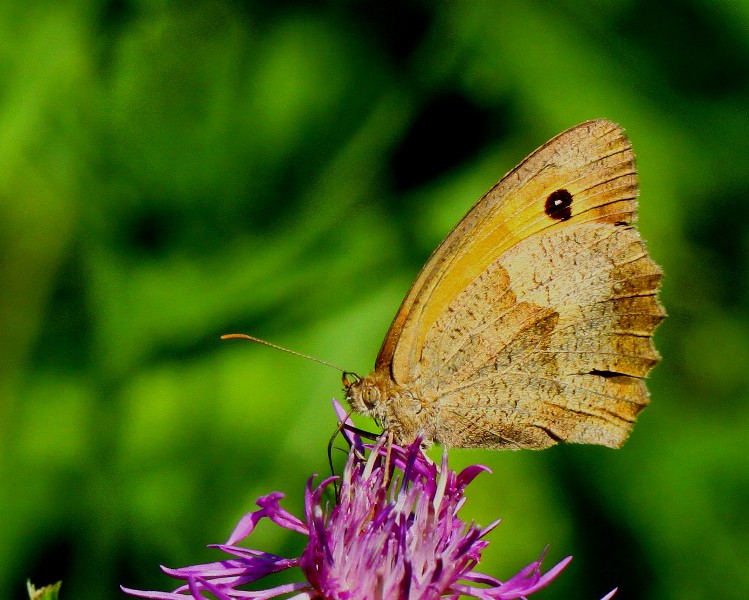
xmin=378 ymin=120 xmax=641 ymax=381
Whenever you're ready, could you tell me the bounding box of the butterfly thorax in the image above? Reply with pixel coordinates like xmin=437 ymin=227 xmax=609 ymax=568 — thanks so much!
xmin=343 ymin=369 xmax=432 ymax=445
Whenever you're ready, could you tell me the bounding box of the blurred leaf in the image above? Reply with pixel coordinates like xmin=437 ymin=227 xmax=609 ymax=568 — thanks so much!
xmin=27 ymin=580 xmax=61 ymax=600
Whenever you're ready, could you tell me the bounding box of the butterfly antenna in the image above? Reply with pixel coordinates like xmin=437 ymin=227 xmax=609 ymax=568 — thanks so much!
xmin=221 ymin=333 xmax=347 ymax=373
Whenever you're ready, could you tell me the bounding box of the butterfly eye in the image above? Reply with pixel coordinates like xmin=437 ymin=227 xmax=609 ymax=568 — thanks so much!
xmin=343 ymin=377 xmax=380 ymax=414
xmin=361 ymin=385 xmax=380 ymax=410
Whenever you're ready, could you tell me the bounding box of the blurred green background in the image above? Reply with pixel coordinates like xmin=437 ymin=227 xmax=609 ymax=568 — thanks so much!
xmin=2 ymin=1 xmax=748 ymax=598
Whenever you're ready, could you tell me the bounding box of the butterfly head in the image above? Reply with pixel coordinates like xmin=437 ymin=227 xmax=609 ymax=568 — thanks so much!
xmin=342 ymin=371 xmax=380 ymax=413
xmin=343 ymin=370 xmax=431 ymax=446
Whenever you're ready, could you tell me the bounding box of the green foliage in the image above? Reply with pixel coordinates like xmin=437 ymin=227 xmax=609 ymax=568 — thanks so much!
xmin=2 ymin=1 xmax=748 ymax=598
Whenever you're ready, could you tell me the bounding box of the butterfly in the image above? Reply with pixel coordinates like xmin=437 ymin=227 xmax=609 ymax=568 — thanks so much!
xmin=343 ymin=119 xmax=665 ymax=450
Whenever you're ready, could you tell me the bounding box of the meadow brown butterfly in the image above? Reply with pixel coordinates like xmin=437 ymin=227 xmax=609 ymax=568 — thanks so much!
xmin=343 ymin=119 xmax=665 ymax=449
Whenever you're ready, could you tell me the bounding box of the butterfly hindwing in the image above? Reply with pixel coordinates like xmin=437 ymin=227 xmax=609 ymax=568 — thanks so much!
xmin=418 ymin=221 xmax=662 ymax=448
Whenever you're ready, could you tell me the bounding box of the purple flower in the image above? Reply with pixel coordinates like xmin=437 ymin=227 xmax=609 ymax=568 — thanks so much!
xmin=122 ymin=402 xmax=607 ymax=600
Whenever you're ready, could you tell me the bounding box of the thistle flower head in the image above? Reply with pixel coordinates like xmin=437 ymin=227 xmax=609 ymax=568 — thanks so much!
xmin=122 ymin=401 xmax=600 ymax=599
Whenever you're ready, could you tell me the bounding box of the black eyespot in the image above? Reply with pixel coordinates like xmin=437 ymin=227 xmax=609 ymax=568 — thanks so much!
xmin=545 ymin=189 xmax=573 ymax=221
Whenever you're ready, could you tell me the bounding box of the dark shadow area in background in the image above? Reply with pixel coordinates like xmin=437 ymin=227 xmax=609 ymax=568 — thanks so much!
xmin=617 ymin=0 xmax=749 ymax=97
xmin=551 ymin=453 xmax=656 ymax=599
